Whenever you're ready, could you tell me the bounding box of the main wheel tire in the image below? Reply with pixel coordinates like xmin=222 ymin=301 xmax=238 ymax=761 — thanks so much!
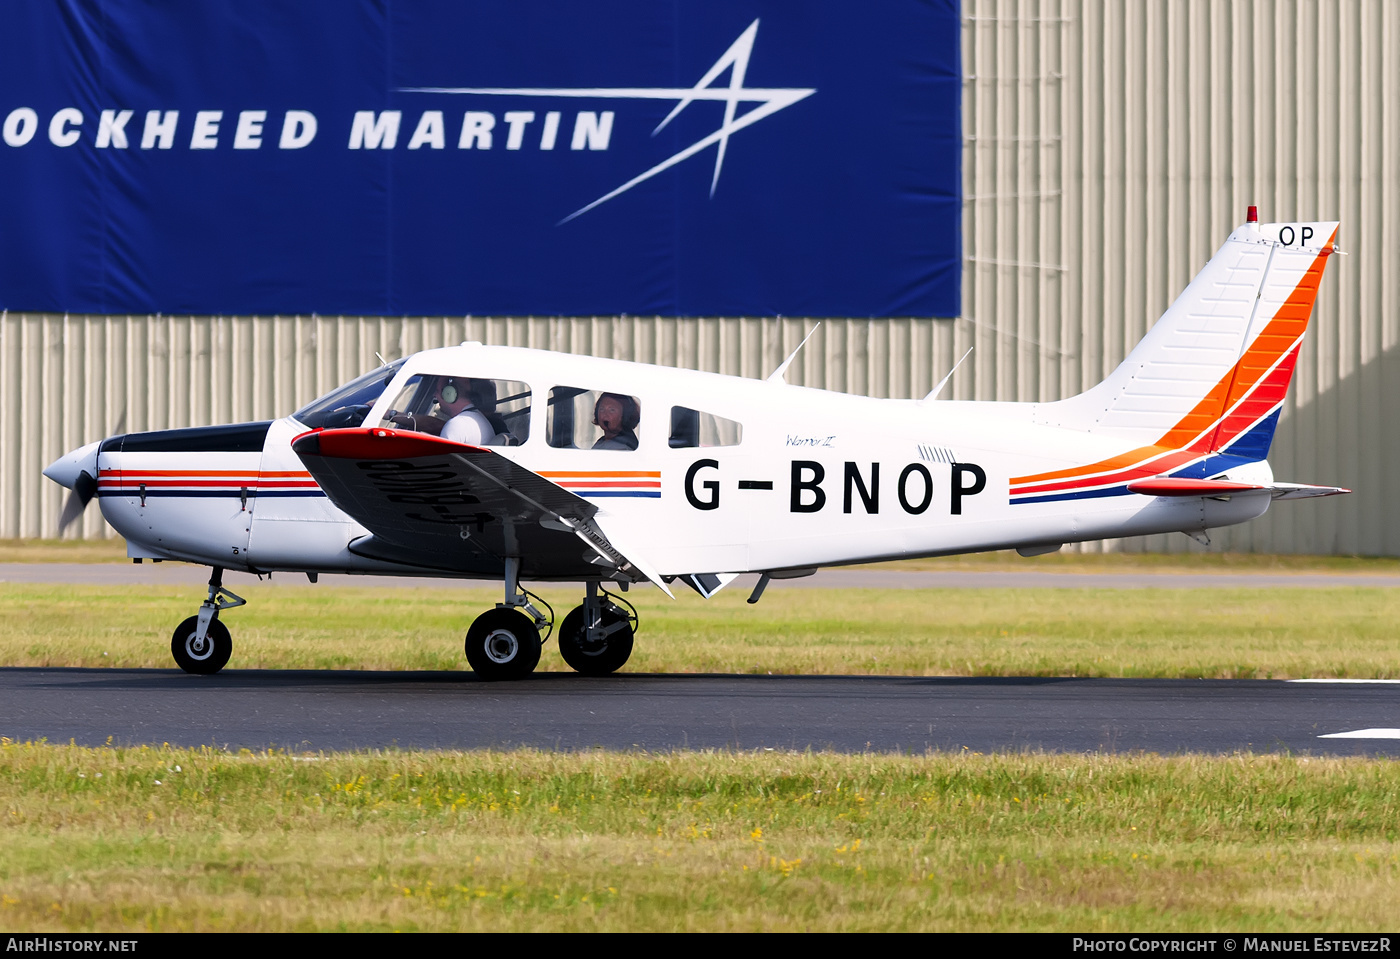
xmin=558 ymin=604 xmax=634 ymax=676
xmin=464 ymin=608 xmax=542 ymax=681
xmin=170 ymin=615 xmax=232 ymax=675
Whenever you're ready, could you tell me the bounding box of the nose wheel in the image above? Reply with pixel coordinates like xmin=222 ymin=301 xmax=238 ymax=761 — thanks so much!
xmin=171 ymin=616 xmax=232 ymax=675
xmin=170 ymin=567 xmax=244 ymax=675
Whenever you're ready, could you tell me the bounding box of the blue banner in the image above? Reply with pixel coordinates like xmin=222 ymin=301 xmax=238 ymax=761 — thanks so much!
xmin=0 ymin=1 xmax=961 ymax=317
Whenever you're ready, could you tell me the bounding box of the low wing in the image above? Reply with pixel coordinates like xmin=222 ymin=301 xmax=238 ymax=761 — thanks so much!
xmin=292 ymin=427 xmax=670 ymax=589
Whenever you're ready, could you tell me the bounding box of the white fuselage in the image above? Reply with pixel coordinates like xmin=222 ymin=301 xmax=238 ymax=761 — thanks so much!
xmin=95 ymin=344 xmax=1271 ymax=580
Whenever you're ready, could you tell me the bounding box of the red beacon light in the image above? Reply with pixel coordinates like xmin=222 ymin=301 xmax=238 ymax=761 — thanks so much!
xmin=1247 ymin=205 xmax=1258 ymax=223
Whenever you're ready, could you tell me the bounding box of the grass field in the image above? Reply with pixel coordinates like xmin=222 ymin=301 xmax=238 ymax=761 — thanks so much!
xmin=5 ymin=541 xmax=1399 ymax=930
xmin=2 ymin=581 xmax=1399 ymax=678
xmin=1 ymin=743 xmax=1397 ymax=932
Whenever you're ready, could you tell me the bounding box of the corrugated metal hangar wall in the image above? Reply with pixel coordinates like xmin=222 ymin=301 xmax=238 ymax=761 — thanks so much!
xmin=2 ymin=0 xmax=1397 ymax=554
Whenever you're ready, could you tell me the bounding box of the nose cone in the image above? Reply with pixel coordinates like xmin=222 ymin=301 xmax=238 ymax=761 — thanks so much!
xmin=43 ymin=440 xmax=102 ymax=490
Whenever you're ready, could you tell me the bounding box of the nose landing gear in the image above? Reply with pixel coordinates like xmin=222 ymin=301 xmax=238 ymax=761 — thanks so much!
xmin=171 ymin=567 xmax=245 ymax=675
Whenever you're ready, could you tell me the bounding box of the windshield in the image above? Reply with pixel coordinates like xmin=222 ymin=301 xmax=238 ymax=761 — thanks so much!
xmin=292 ymin=358 xmax=408 ymax=429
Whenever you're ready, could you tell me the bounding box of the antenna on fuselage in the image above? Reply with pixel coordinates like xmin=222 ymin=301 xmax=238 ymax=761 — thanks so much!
xmin=374 ymin=351 xmax=388 ymax=368
xmin=766 ymin=323 xmax=821 ymax=384
xmin=922 ymin=347 xmax=974 ymax=402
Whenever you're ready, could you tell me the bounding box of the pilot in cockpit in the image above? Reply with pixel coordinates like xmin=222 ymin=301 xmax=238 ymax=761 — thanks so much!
xmin=388 ymin=376 xmax=502 ymax=445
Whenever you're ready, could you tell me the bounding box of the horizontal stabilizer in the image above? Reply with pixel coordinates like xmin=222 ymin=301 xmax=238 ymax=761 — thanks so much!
xmin=1266 ymin=482 xmax=1351 ymax=501
xmin=1126 ymin=478 xmax=1265 ymax=497
xmin=1126 ymin=477 xmax=1351 ymax=500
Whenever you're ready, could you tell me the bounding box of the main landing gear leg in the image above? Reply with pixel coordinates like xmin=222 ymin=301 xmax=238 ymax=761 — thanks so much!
xmin=463 ymin=557 xmax=549 ymax=681
xmin=170 ymin=566 xmax=245 ymax=675
xmin=558 ymin=579 xmax=637 ymax=676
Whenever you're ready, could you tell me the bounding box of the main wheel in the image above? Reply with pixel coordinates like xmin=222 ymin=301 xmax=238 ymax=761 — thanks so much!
xmin=170 ymin=615 xmax=232 ymax=675
xmin=558 ymin=604 xmax=634 ymax=676
xmin=464 ymin=608 xmax=542 ymax=681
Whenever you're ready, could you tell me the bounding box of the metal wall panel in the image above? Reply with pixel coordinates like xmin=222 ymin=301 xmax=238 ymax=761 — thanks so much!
xmin=963 ymin=0 xmax=1399 ymax=555
xmin=3 ymin=0 xmax=1396 ymax=554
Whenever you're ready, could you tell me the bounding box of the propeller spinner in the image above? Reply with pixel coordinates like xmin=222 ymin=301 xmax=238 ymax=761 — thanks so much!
xmin=43 ymin=439 xmax=104 ymax=535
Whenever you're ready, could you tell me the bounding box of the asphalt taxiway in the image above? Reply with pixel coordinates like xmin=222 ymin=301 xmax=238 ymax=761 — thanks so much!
xmin=6 ymin=563 xmax=1398 ymax=755
xmin=3 ymin=668 xmax=1398 ymax=756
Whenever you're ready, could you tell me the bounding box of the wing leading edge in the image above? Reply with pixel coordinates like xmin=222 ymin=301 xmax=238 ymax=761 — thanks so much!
xmin=292 ymin=428 xmax=671 ymax=591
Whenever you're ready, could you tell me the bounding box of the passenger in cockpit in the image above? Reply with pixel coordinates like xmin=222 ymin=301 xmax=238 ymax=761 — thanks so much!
xmin=592 ymin=393 xmax=640 ymax=450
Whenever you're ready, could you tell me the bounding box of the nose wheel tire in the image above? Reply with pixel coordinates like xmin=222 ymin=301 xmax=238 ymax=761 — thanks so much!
xmin=558 ymin=605 xmax=634 ymax=676
xmin=465 ymin=608 xmax=542 ymax=681
xmin=170 ymin=616 xmax=232 ymax=675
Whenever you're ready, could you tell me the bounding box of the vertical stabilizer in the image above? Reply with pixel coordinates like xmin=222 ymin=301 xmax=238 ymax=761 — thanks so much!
xmin=1011 ymin=217 xmax=1338 ymax=505
xmin=1038 ymin=217 xmax=1337 ymax=454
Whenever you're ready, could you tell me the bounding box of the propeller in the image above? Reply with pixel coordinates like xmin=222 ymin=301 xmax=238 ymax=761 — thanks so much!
xmin=57 ymin=470 xmax=98 ymax=534
xmin=47 ymin=408 xmax=126 ymax=536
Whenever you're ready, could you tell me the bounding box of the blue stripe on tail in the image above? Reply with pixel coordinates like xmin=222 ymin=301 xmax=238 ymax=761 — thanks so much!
xmin=1169 ymin=408 xmax=1282 ymax=480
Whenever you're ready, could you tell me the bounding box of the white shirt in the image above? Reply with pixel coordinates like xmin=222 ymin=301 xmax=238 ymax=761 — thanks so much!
xmin=441 ymin=407 xmax=498 ymax=446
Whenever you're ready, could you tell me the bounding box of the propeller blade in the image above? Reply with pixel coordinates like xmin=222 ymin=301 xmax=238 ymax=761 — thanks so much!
xmin=57 ymin=470 xmax=97 ymax=534
xmin=50 ymin=410 xmax=124 ymax=535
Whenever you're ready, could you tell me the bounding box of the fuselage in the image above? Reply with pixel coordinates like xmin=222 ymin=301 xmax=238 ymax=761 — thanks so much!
xmin=90 ymin=342 xmax=1272 ymax=579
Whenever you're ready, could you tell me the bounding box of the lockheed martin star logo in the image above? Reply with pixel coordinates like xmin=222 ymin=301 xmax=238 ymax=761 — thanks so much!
xmin=400 ymin=20 xmax=816 ymax=223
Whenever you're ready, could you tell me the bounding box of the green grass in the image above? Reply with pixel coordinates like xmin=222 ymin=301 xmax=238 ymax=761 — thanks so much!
xmin=3 ymin=582 xmax=1399 ymax=679
xmin=6 ymin=555 xmax=1400 ymax=931
xmin=1 ymin=744 xmax=1397 ymax=932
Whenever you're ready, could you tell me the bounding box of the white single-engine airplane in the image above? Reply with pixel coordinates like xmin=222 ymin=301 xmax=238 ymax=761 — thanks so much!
xmin=44 ymin=211 xmax=1347 ymax=680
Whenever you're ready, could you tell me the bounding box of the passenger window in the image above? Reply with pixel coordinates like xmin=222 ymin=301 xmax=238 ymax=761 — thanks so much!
xmin=669 ymin=406 xmax=742 ymax=448
xmin=548 ymin=388 xmax=642 ymax=451
xmin=379 ymin=375 xmax=531 ymax=446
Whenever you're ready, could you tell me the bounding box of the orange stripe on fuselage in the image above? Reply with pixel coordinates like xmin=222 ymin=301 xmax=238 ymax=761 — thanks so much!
xmin=1012 ymin=232 xmax=1335 ymax=490
xmin=555 ymin=481 xmax=662 ymax=489
xmin=537 ymin=470 xmax=659 ymax=479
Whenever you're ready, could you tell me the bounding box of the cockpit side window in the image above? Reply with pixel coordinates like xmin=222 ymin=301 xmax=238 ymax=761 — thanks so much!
xmin=547 ymin=388 xmax=641 ymax=450
xmin=292 ymin=359 xmax=408 ymax=430
xmin=378 ymin=375 xmax=531 ymax=446
xmin=669 ymin=406 xmax=742 ymax=448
